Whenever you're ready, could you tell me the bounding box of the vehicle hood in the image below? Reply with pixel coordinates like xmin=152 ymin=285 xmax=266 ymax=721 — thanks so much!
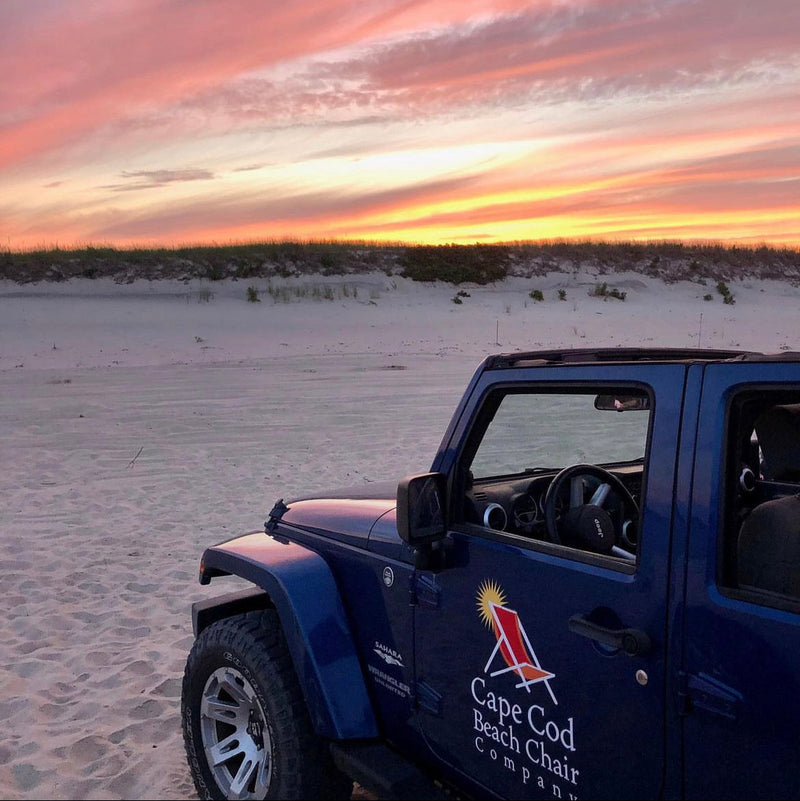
xmin=280 ymin=481 xmax=397 ymax=544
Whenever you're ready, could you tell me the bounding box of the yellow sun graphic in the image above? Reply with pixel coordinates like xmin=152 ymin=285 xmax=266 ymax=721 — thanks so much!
xmin=476 ymin=579 xmax=507 ymax=628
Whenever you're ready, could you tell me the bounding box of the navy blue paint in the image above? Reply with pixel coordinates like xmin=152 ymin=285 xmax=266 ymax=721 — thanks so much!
xmin=200 ymin=533 xmax=378 ymax=740
xmin=681 ymin=360 xmax=800 ymax=800
xmin=415 ymin=363 xmax=686 ymax=800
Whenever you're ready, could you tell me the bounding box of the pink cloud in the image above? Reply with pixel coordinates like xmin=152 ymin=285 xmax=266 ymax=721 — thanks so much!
xmin=0 ymin=0 xmax=539 ymax=168
xmin=0 ymin=0 xmax=392 ymax=168
xmin=316 ymin=0 xmax=800 ymax=107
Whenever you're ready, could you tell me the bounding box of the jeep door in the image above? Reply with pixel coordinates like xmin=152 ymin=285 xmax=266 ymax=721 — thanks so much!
xmin=681 ymin=360 xmax=800 ymax=799
xmin=413 ymin=364 xmax=687 ymax=800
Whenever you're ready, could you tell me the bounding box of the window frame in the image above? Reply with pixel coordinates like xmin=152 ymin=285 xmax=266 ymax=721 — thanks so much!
xmin=448 ymin=380 xmax=654 ymax=572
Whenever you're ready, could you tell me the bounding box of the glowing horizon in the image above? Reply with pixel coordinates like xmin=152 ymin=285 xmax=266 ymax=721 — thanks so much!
xmin=2 ymin=0 xmax=799 ymax=251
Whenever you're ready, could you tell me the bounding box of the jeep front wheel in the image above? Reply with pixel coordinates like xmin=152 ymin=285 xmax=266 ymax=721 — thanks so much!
xmin=181 ymin=609 xmax=352 ymax=800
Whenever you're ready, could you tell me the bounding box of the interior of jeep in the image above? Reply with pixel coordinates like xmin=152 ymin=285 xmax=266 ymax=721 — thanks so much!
xmin=457 ymin=388 xmax=650 ymax=563
xmin=724 ymin=394 xmax=800 ymax=604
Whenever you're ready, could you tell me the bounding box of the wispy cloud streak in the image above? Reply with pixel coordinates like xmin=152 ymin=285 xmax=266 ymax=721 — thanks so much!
xmin=103 ymin=169 xmax=215 ymax=192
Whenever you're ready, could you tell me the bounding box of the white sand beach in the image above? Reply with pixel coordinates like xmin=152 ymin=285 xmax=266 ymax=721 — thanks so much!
xmin=1 ymin=269 xmax=798 ymax=800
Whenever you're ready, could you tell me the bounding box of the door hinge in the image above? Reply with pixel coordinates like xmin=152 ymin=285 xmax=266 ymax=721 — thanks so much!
xmin=409 ymin=573 xmax=441 ymax=609
xmin=677 ymin=671 xmax=742 ymax=720
xmin=413 ymin=680 xmax=443 ymax=715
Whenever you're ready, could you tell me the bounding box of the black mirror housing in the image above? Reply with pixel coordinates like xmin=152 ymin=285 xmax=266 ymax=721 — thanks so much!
xmin=397 ymin=473 xmax=447 ymax=546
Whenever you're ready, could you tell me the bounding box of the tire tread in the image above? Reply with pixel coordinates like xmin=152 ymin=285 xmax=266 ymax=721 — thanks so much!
xmin=182 ymin=609 xmax=352 ymax=800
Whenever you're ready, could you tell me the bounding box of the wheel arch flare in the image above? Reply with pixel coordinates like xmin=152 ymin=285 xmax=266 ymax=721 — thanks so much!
xmin=196 ymin=532 xmax=378 ymax=740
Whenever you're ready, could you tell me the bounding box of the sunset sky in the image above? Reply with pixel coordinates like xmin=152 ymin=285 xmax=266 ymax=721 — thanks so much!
xmin=3 ymin=0 xmax=799 ymax=250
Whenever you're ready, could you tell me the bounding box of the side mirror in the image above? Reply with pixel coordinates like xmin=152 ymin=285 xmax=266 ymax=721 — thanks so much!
xmin=397 ymin=473 xmax=447 ymax=546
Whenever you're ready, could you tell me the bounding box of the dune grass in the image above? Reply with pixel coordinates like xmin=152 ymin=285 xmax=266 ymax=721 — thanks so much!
xmin=1 ymin=239 xmax=798 ymax=286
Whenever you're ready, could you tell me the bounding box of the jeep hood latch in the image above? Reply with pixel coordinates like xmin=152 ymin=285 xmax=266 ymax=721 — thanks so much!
xmin=265 ymin=498 xmax=289 ymax=532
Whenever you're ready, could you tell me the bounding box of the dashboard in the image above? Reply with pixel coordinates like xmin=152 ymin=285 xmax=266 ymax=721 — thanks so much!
xmin=464 ymin=464 xmax=643 ymax=548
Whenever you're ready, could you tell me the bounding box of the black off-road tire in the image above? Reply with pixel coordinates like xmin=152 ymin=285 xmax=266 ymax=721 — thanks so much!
xmin=181 ymin=609 xmax=353 ymax=800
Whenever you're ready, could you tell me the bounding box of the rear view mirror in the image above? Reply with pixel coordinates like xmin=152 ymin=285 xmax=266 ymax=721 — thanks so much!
xmin=594 ymin=394 xmax=650 ymax=412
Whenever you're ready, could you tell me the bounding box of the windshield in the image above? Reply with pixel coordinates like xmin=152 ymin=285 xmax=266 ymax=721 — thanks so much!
xmin=470 ymin=390 xmax=650 ymax=480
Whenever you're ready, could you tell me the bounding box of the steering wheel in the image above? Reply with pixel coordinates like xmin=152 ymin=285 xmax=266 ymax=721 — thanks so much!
xmin=543 ymin=464 xmax=639 ymax=557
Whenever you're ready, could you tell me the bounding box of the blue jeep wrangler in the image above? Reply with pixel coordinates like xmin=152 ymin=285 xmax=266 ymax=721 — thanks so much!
xmin=181 ymin=348 xmax=800 ymax=800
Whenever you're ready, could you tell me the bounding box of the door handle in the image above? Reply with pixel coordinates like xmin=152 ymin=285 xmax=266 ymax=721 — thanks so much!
xmin=568 ymin=614 xmax=651 ymax=656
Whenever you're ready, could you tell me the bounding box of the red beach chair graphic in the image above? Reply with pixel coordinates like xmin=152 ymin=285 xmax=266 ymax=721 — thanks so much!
xmin=484 ymin=600 xmax=558 ymax=705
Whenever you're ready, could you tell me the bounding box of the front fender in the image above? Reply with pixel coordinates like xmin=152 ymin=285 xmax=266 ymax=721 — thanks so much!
xmin=198 ymin=532 xmax=378 ymax=740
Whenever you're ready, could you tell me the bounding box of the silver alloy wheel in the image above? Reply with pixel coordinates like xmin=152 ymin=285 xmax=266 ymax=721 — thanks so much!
xmin=200 ymin=666 xmax=272 ymax=800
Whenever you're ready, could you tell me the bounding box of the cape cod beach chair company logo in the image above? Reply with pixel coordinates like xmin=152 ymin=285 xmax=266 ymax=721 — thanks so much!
xmin=471 ymin=581 xmax=579 ymax=796
xmin=476 ymin=579 xmax=557 ymax=705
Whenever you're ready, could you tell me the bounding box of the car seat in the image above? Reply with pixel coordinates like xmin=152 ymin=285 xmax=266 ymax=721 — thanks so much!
xmin=737 ymin=494 xmax=800 ymax=597
xmin=754 ymin=403 xmax=800 ymax=481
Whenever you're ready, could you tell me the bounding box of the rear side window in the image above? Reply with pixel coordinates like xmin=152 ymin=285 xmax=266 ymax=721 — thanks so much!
xmin=721 ymin=390 xmax=800 ymax=609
